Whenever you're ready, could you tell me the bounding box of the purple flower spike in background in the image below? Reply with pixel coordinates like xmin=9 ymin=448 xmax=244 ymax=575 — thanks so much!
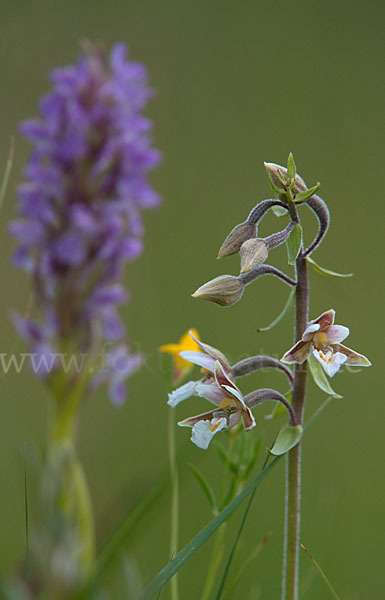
xmin=10 ymin=42 xmax=161 ymax=403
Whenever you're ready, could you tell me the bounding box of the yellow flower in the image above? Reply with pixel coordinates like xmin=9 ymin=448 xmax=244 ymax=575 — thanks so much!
xmin=159 ymin=328 xmax=201 ymax=383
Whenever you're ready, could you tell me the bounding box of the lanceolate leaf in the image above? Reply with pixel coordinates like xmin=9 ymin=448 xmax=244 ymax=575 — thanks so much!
xmin=269 ymin=424 xmax=303 ymax=456
xmin=286 ymin=223 xmax=303 ymax=265
xmin=293 ymin=183 xmax=320 ymax=203
xmin=257 ymin=288 xmax=295 ymax=332
xmin=287 ymin=152 xmax=296 ymax=180
xmin=308 ymin=354 xmax=342 ymax=398
xmin=306 ymin=256 xmax=353 ymax=278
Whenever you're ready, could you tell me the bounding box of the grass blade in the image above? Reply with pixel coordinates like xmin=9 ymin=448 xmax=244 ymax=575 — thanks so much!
xmin=141 ymin=458 xmax=281 ymax=599
xmin=300 ymin=543 xmax=341 ymax=600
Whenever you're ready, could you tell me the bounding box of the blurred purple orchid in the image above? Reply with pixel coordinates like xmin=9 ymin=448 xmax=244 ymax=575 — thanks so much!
xmin=10 ymin=43 xmax=161 ymax=403
xmin=281 ymin=309 xmax=371 ymax=377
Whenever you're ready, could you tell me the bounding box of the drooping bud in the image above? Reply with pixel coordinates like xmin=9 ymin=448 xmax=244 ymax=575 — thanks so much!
xmin=217 ymin=221 xmax=256 ymax=259
xmin=239 ymin=238 xmax=268 ymax=273
xmin=192 ymin=275 xmax=244 ymax=306
xmin=264 ymin=162 xmax=307 ymax=194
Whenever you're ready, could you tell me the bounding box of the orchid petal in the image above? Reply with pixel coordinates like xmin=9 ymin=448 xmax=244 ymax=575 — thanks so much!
xmin=195 ymin=383 xmax=227 ymax=405
xmin=167 ymin=380 xmax=199 ymax=407
xmin=334 ymin=344 xmax=372 ymax=367
xmin=241 ymin=405 xmax=256 ymax=431
xmin=222 ymin=384 xmax=247 ymax=407
xmin=190 ymin=417 xmax=228 ymax=449
xmin=188 ymin=330 xmax=231 ymax=371
xmin=302 ymin=323 xmax=320 ymax=341
xmin=312 ymin=309 xmax=335 ymax=331
xmin=178 ymin=408 xmax=223 ymax=428
xmin=312 ymin=348 xmax=347 ymax=377
xmin=326 ymin=325 xmax=350 ymax=343
xmin=214 ymin=360 xmax=236 ymax=389
xmin=281 ymin=340 xmax=311 ymax=364
xmin=179 ymin=350 xmax=216 ymax=372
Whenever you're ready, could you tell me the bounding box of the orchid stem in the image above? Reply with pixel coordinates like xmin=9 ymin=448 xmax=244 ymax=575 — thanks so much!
xmin=282 ymin=253 xmax=309 ymax=600
xmin=168 ymin=408 xmax=179 ymax=600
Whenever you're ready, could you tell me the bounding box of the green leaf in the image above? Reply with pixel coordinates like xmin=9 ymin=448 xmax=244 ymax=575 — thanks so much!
xmin=189 ymin=464 xmax=218 ymax=512
xmin=293 ymin=182 xmax=320 ymax=203
xmin=140 ymin=458 xmax=281 ymax=599
xmin=308 ymin=354 xmax=342 ymax=398
xmin=306 ymin=256 xmax=353 ymax=278
xmin=271 ymin=205 xmax=288 ymax=217
xmin=269 ymin=424 xmax=303 ymax=456
xmin=286 ymin=223 xmax=303 ymax=265
xmin=287 ymin=152 xmax=296 ymax=180
xmin=257 ymin=288 xmax=295 ymax=332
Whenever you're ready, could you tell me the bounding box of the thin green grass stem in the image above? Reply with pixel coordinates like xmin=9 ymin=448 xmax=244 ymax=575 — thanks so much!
xmin=168 ymin=408 xmax=179 ymax=600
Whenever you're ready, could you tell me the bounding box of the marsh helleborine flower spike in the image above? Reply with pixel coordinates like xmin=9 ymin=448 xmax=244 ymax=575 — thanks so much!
xmin=10 ymin=43 xmax=161 ymax=404
xmin=281 ymin=309 xmax=371 ymax=377
xmin=166 ymin=331 xmax=255 ymax=449
xmin=159 ymin=328 xmax=201 ymax=383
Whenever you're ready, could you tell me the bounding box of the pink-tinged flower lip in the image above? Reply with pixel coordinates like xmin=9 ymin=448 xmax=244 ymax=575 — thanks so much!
xmin=190 ymin=417 xmax=228 ymax=450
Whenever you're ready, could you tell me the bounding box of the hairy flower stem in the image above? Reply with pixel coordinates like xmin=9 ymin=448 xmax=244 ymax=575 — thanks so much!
xmin=282 ymin=254 xmax=309 ymax=600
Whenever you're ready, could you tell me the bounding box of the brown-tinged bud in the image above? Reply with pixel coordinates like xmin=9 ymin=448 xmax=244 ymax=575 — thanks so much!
xmin=239 ymin=238 xmax=268 ymax=273
xmin=264 ymin=161 xmax=307 ymax=195
xmin=192 ymin=275 xmax=244 ymax=306
xmin=217 ymin=221 xmax=256 ymax=259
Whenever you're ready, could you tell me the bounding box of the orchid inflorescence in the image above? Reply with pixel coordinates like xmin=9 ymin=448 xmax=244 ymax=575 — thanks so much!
xmin=11 ymin=43 xmax=161 ymax=404
xmin=165 ymin=154 xmax=370 ymax=452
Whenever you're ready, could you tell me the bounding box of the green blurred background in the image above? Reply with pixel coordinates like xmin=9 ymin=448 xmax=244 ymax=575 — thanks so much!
xmin=0 ymin=0 xmax=384 ymax=598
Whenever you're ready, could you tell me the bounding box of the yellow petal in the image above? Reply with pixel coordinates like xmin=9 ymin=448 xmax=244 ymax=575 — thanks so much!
xmin=158 ymin=343 xmax=180 ymax=356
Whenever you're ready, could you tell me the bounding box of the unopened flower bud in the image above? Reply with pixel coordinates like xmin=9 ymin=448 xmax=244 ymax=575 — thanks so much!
xmin=239 ymin=238 xmax=268 ymax=273
xmin=192 ymin=275 xmax=244 ymax=306
xmin=264 ymin=162 xmax=307 ymax=195
xmin=217 ymin=221 xmax=256 ymax=259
